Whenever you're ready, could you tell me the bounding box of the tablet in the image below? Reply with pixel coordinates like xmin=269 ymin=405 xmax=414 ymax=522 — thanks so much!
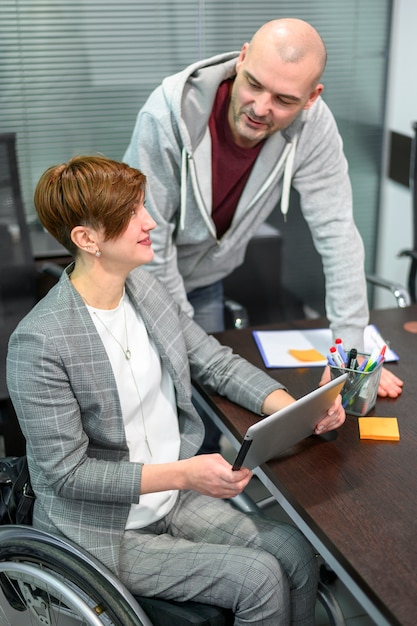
xmin=232 ymin=373 xmax=348 ymax=470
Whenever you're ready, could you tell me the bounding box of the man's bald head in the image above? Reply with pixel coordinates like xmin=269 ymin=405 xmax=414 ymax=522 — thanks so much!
xmin=229 ymin=18 xmax=326 ymax=147
xmin=249 ymin=19 xmax=327 ymax=86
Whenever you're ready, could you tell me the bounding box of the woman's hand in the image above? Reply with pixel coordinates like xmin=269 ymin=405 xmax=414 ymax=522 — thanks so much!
xmin=181 ymin=454 xmax=252 ymax=498
xmin=313 ymin=393 xmax=345 ymax=434
xmin=141 ymin=455 xmax=252 ymax=499
xmin=261 ymin=385 xmax=345 ymax=436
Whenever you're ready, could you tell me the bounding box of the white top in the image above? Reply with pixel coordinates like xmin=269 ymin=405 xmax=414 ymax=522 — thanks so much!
xmin=86 ymin=291 xmax=180 ymax=528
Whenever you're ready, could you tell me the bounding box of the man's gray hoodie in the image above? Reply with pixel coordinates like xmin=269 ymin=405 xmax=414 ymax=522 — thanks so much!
xmin=124 ymin=52 xmax=368 ymax=350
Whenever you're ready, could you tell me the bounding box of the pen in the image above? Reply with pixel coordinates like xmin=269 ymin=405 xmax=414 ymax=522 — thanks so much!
xmin=367 ymin=345 xmax=386 ymax=372
xmin=378 ymin=344 xmax=387 ymax=361
xmin=347 ymin=348 xmax=358 ymax=370
xmin=329 ymin=345 xmax=345 ymax=369
xmin=327 ymin=352 xmax=336 ymax=366
xmin=364 ymin=347 xmax=381 ymax=372
xmin=335 ymin=338 xmax=348 ymax=365
xmin=366 ymin=360 xmax=380 ymax=373
xmin=358 ymin=358 xmax=368 ymax=372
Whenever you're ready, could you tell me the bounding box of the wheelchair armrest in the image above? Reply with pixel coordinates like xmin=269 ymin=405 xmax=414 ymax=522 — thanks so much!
xmin=366 ymin=273 xmax=411 ymax=308
xmin=224 ymin=298 xmax=250 ymax=329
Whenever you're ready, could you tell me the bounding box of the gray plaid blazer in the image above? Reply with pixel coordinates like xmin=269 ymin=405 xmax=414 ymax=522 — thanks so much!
xmin=7 ymin=265 xmax=282 ymax=573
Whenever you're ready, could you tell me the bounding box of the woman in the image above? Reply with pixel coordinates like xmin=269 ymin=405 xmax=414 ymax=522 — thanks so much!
xmin=7 ymin=156 xmax=345 ymax=625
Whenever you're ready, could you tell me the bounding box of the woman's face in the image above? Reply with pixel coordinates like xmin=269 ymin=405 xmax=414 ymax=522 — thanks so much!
xmin=97 ymin=197 xmax=157 ymax=271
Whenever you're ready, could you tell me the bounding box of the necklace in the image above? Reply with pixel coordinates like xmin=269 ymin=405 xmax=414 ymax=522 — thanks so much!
xmin=93 ymin=296 xmax=132 ymax=361
xmin=88 ymin=293 xmax=152 ymax=457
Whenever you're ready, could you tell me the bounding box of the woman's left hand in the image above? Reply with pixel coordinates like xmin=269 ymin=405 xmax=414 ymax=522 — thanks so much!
xmin=314 ymin=393 xmax=345 ymax=435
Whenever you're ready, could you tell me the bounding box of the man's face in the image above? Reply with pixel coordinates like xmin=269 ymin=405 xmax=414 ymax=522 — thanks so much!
xmin=228 ymin=42 xmax=323 ymax=149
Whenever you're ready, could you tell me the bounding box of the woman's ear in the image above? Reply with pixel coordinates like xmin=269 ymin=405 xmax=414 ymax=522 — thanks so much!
xmin=70 ymin=226 xmax=97 ymax=254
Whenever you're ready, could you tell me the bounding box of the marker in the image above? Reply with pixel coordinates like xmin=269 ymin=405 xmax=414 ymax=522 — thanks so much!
xmin=329 ymin=346 xmax=345 ymax=369
xmin=347 ymin=348 xmax=358 ymax=370
xmin=364 ymin=347 xmax=381 ymax=371
xmin=358 ymin=358 xmax=368 ymax=372
xmin=367 ymin=346 xmax=386 ymax=372
xmin=378 ymin=345 xmax=387 ymax=361
xmin=327 ymin=352 xmax=336 ymax=366
xmin=367 ymin=359 xmax=381 ymax=373
xmin=335 ymin=338 xmax=348 ymax=365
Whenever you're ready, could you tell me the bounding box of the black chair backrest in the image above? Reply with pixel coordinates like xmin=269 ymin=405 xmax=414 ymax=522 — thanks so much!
xmin=223 ymin=224 xmax=305 ymax=326
xmin=0 ymin=133 xmax=34 ymax=267
xmin=0 ymin=132 xmax=37 ymax=402
xmin=404 ymin=122 xmax=417 ymax=302
xmin=410 ymin=122 xmax=417 ymax=250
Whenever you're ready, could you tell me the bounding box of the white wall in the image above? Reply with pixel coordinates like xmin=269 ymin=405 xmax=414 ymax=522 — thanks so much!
xmin=375 ymin=0 xmax=417 ymax=307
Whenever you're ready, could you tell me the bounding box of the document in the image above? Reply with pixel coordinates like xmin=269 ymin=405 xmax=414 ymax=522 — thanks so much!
xmin=253 ymin=324 xmax=399 ymax=368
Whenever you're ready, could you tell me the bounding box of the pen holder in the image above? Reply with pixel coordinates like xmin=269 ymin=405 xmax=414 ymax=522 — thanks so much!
xmin=330 ymin=352 xmax=383 ymax=416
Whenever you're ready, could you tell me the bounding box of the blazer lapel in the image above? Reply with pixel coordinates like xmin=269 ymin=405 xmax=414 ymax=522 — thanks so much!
xmin=126 ymin=272 xmax=191 ymax=403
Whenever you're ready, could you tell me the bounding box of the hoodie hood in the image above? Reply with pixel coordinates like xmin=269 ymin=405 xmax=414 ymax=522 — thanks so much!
xmin=163 ymin=51 xmax=304 ymax=227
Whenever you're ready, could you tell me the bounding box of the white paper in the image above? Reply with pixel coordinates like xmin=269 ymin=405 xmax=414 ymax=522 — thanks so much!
xmin=253 ymin=324 xmax=399 ymax=368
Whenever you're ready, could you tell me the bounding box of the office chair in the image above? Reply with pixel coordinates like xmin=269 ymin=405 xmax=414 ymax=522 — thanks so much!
xmin=398 ymin=120 xmax=417 ymax=302
xmin=223 ymin=223 xmax=305 ymax=330
xmin=0 ymin=132 xmax=62 ymax=456
xmin=223 ymin=218 xmax=412 ymax=330
xmin=366 ymin=120 xmax=417 ymax=308
xmin=365 ymin=273 xmax=411 ymax=308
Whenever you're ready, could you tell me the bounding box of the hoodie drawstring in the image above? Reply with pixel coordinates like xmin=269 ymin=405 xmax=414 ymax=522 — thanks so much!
xmin=180 ymin=147 xmax=188 ymax=231
xmin=281 ymin=135 xmax=298 ymax=222
xmin=179 ymin=133 xmax=299 ymax=229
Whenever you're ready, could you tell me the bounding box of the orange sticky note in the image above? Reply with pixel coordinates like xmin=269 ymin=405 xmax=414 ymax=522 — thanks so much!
xmin=358 ymin=417 xmax=400 ymax=441
xmin=288 ymin=348 xmax=326 ymax=362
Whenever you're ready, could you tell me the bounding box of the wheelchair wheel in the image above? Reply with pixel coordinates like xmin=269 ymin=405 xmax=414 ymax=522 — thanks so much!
xmin=0 ymin=526 xmax=152 ymax=626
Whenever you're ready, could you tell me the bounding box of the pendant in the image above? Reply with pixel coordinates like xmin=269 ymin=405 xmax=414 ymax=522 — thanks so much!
xmin=125 ymin=349 xmax=131 ymax=360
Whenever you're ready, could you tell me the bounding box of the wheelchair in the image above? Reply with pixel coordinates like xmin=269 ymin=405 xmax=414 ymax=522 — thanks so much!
xmin=0 ymin=522 xmax=346 ymax=626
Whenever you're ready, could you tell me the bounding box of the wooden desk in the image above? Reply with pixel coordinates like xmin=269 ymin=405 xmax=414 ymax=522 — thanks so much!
xmin=193 ymin=306 xmax=417 ymax=626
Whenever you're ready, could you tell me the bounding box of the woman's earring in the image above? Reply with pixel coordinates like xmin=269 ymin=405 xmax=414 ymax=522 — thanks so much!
xmin=95 ymin=250 xmax=102 ymax=258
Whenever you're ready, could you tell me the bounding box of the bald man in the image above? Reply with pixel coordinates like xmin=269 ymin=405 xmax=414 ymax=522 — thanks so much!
xmin=124 ymin=18 xmax=403 ymax=453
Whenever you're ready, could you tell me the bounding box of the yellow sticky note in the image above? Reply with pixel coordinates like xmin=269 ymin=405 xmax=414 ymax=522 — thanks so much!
xmin=358 ymin=417 xmax=400 ymax=441
xmin=288 ymin=348 xmax=326 ymax=362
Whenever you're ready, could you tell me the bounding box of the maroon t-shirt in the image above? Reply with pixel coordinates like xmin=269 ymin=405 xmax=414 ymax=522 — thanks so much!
xmin=208 ymin=79 xmax=264 ymax=238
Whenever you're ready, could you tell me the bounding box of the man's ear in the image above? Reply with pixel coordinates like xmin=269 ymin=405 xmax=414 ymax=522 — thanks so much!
xmin=303 ymin=83 xmax=324 ymax=110
xmin=235 ymin=42 xmax=249 ymax=72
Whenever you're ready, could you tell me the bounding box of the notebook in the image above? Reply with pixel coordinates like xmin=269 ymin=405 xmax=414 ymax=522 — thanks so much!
xmin=232 ymin=374 xmax=348 ymax=470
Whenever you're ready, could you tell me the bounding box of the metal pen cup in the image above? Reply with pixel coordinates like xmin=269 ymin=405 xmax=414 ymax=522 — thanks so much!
xmin=330 ymin=352 xmax=383 ymax=416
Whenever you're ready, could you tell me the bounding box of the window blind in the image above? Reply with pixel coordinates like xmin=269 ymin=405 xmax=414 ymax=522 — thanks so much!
xmin=1 ymin=0 xmax=391 ymax=288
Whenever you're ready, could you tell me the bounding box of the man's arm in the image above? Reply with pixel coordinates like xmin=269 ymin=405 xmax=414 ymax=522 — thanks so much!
xmin=292 ymin=99 xmax=369 ymax=350
xmin=293 ymin=99 xmax=402 ymax=397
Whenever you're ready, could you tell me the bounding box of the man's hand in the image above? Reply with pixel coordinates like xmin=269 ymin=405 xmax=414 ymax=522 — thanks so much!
xmin=377 ymin=367 xmax=403 ymax=398
xmin=319 ymin=364 xmax=403 ymax=398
